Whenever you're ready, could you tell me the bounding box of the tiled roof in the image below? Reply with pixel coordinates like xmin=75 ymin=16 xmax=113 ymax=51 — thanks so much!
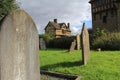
xmin=49 ymin=22 xmax=61 ymax=29
xmin=59 ymin=23 xmax=66 ymax=27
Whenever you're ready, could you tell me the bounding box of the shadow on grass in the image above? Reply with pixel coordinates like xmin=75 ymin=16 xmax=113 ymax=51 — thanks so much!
xmin=41 ymin=61 xmax=83 ymax=70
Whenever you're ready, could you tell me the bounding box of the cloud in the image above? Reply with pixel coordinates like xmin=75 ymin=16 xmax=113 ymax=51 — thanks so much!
xmin=17 ymin=0 xmax=91 ymax=34
xmin=71 ymin=27 xmax=81 ymax=35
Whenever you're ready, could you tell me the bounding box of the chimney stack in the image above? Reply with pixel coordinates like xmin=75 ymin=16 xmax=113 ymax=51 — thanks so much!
xmin=67 ymin=23 xmax=70 ymax=28
xmin=54 ymin=19 xmax=57 ymax=23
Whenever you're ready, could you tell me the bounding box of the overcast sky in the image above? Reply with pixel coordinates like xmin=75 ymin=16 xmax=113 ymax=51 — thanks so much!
xmin=16 ymin=0 xmax=92 ymax=35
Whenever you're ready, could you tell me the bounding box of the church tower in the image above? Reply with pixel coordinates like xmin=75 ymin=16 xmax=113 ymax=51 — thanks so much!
xmin=89 ymin=0 xmax=120 ymax=32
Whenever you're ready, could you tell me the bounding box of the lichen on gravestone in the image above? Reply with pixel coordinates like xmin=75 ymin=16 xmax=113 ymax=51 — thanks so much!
xmin=0 ymin=9 xmax=40 ymax=80
xmin=39 ymin=38 xmax=46 ymax=50
xmin=76 ymin=34 xmax=81 ymax=50
xmin=69 ymin=39 xmax=76 ymax=53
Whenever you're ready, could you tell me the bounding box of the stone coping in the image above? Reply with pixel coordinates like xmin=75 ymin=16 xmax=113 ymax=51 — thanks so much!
xmin=40 ymin=70 xmax=80 ymax=80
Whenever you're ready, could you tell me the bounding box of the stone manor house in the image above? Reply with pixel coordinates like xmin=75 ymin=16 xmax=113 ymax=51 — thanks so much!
xmin=45 ymin=19 xmax=71 ymax=38
xmin=89 ymin=0 xmax=120 ymax=32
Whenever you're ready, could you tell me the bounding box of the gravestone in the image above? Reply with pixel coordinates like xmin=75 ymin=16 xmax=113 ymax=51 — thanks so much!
xmin=81 ymin=23 xmax=90 ymax=65
xmin=39 ymin=38 xmax=46 ymax=50
xmin=0 ymin=10 xmax=40 ymax=80
xmin=69 ymin=40 xmax=76 ymax=53
xmin=76 ymin=34 xmax=80 ymax=50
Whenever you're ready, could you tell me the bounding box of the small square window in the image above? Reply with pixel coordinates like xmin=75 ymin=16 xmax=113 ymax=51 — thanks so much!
xmin=103 ymin=16 xmax=107 ymax=23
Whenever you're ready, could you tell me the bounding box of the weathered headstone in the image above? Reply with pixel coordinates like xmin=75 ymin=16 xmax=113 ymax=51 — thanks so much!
xmin=76 ymin=34 xmax=80 ymax=50
xmin=39 ymin=38 xmax=46 ymax=50
xmin=69 ymin=40 xmax=76 ymax=53
xmin=0 ymin=10 xmax=40 ymax=80
xmin=81 ymin=23 xmax=90 ymax=65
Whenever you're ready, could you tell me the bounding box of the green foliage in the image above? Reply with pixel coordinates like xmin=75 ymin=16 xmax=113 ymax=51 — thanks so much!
xmin=39 ymin=34 xmax=54 ymax=47
xmin=48 ymin=37 xmax=75 ymax=49
xmin=89 ymin=28 xmax=108 ymax=41
xmin=39 ymin=34 xmax=75 ymax=49
xmin=89 ymin=28 xmax=120 ymax=50
xmin=92 ymin=28 xmax=108 ymax=39
xmin=0 ymin=0 xmax=18 ymax=20
xmin=40 ymin=49 xmax=120 ymax=80
xmin=88 ymin=28 xmax=109 ymax=49
xmin=92 ymin=32 xmax=120 ymax=50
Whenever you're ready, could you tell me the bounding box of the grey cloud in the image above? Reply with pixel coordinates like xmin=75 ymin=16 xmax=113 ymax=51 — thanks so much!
xmin=17 ymin=0 xmax=91 ymax=34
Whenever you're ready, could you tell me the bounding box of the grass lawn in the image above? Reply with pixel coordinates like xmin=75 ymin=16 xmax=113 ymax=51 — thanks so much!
xmin=40 ymin=49 xmax=120 ymax=80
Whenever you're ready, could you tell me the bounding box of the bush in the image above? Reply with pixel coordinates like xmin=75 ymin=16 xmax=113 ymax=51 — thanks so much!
xmin=48 ymin=37 xmax=75 ymax=49
xmin=0 ymin=0 xmax=18 ymax=20
xmin=92 ymin=32 xmax=120 ymax=50
xmin=39 ymin=34 xmax=54 ymax=47
xmin=39 ymin=34 xmax=75 ymax=49
xmin=88 ymin=28 xmax=108 ymax=49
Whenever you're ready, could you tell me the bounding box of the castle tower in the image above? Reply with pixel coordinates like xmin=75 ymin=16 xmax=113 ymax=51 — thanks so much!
xmin=89 ymin=0 xmax=120 ymax=32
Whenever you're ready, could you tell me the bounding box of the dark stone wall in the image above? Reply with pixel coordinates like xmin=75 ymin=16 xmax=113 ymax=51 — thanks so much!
xmin=90 ymin=0 xmax=120 ymax=32
xmin=92 ymin=10 xmax=118 ymax=32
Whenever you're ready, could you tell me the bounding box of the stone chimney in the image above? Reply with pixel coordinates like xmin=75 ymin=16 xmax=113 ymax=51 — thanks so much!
xmin=54 ymin=19 xmax=57 ymax=23
xmin=67 ymin=23 xmax=70 ymax=28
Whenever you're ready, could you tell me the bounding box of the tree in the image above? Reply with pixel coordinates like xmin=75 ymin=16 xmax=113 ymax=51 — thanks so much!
xmin=0 ymin=0 xmax=18 ymax=20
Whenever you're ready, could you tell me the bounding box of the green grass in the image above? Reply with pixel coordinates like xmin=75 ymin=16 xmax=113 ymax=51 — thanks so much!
xmin=40 ymin=49 xmax=120 ymax=80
